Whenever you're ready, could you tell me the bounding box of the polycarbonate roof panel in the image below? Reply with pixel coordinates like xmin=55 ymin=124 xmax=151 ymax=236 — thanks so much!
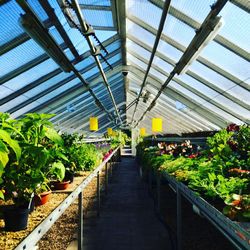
xmin=82 ymin=9 xmax=113 ymax=27
xmin=176 ymin=73 xmax=249 ymax=106
xmin=126 ymin=39 xmax=151 ymax=60
xmin=127 ymin=22 xmax=183 ymax=62
xmin=94 ymin=30 xmax=117 ymax=42
xmin=170 ymin=0 xmax=215 ymax=23
xmin=2 ymin=58 xmax=60 ymax=95
xmin=220 ymin=2 xmax=250 ymax=51
xmin=127 ymin=0 xmax=162 ymax=28
xmin=171 ymin=76 xmax=250 ymax=119
xmin=200 ymin=41 xmax=250 ymax=81
xmin=1 ymin=0 xmax=249 ymax=134
xmin=0 ymin=1 xmax=24 ymax=46
xmin=0 ymin=39 xmax=44 ymax=77
xmin=79 ymin=0 xmax=111 ymax=6
xmin=127 ymin=53 xmax=147 ymax=71
xmin=23 ymin=72 xmax=75 ymax=98
xmin=127 ymin=19 xmax=155 ymax=46
xmin=157 ymin=39 xmax=183 ymax=62
xmin=188 ymin=61 xmax=250 ymax=103
xmin=1 ymin=74 xmax=78 ymax=112
xmin=152 ymin=57 xmax=174 ymax=74
xmin=162 ymin=15 xmax=195 ymax=48
xmin=168 ymin=81 xmax=244 ymax=124
xmin=27 ymin=0 xmax=49 ymax=21
xmin=48 ymin=26 xmax=64 ymax=45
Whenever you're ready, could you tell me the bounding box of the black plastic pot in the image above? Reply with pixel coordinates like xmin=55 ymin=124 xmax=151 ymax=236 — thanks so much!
xmin=65 ymin=170 xmax=75 ymax=183
xmin=14 ymin=196 xmax=35 ymax=213
xmin=3 ymin=206 xmax=29 ymax=231
xmin=22 ymin=198 xmax=35 ymax=213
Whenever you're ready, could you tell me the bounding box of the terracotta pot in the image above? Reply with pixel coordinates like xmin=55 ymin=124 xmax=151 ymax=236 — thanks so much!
xmin=53 ymin=180 xmax=70 ymax=190
xmin=34 ymin=190 xmax=51 ymax=206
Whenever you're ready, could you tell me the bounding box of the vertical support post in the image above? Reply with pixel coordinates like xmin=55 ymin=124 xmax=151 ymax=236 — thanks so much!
xmin=156 ymin=171 xmax=161 ymax=212
xmin=177 ymin=187 xmax=182 ymax=250
xmin=110 ymin=158 xmax=113 ymax=178
xmin=97 ymin=171 xmax=100 ymax=216
xmin=105 ymin=163 xmax=108 ymax=195
xmin=118 ymin=147 xmax=121 ymax=162
xmin=148 ymin=169 xmax=152 ymax=193
xmin=78 ymin=192 xmax=83 ymax=250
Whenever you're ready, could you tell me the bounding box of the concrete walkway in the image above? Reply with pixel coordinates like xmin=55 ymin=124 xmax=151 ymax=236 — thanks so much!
xmin=83 ymin=157 xmax=172 ymax=250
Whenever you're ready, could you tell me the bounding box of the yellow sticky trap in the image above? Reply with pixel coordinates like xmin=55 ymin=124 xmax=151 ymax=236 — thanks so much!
xmin=107 ymin=127 xmax=113 ymax=136
xmin=152 ymin=118 xmax=162 ymax=132
xmin=89 ymin=117 xmax=98 ymax=131
xmin=140 ymin=128 xmax=146 ymax=136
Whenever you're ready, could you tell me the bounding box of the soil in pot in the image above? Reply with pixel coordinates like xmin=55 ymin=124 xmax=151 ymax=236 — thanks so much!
xmin=34 ymin=190 xmax=51 ymax=206
xmin=3 ymin=205 xmax=29 ymax=231
xmin=53 ymin=180 xmax=70 ymax=190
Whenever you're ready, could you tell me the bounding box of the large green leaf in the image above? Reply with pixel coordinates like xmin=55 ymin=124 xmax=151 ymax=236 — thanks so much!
xmin=0 ymin=140 xmax=9 ymax=167
xmin=50 ymin=161 xmax=65 ymax=181
xmin=0 ymin=129 xmax=21 ymax=160
xmin=0 ymin=161 xmax=5 ymax=178
xmin=45 ymin=127 xmax=64 ymax=146
xmin=0 ymin=190 xmax=4 ymax=200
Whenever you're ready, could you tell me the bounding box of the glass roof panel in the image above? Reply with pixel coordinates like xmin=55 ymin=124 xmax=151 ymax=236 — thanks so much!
xmin=220 ymin=2 xmax=250 ymax=51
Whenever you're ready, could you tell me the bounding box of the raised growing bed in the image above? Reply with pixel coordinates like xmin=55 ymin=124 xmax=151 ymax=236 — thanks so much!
xmin=0 ymin=147 xmax=120 ymax=250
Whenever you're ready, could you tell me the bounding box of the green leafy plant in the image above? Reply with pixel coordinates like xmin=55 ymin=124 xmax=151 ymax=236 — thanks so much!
xmin=0 ymin=113 xmax=22 ymax=200
xmin=1 ymin=113 xmax=67 ymax=205
xmin=136 ymin=125 xmax=250 ymax=221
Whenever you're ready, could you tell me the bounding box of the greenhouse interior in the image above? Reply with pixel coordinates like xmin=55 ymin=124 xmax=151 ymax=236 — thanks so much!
xmin=0 ymin=0 xmax=249 ymax=249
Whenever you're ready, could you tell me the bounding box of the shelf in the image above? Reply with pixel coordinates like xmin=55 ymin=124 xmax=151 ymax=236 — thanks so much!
xmin=13 ymin=147 xmax=120 ymax=250
xmin=161 ymin=171 xmax=250 ymax=250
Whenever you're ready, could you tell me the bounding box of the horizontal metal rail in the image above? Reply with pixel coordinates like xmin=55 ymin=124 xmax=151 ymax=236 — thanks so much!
xmin=15 ymin=147 xmax=120 ymax=250
xmin=81 ymin=138 xmax=111 ymax=143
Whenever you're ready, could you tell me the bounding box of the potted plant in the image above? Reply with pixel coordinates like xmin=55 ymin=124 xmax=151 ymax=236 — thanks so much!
xmin=61 ymin=133 xmax=78 ymax=183
xmin=0 ymin=113 xmax=30 ymax=231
